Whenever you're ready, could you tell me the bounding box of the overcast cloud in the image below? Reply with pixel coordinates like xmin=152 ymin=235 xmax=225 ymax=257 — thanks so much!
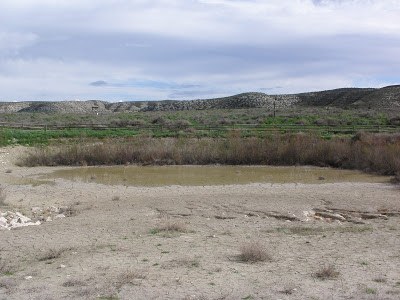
xmin=0 ymin=0 xmax=399 ymax=101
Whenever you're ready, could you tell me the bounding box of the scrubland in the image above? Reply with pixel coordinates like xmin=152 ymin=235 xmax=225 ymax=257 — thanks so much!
xmin=1 ymin=107 xmax=400 ymax=299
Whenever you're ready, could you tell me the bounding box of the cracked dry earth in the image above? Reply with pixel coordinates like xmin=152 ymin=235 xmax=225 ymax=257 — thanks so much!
xmin=0 ymin=146 xmax=400 ymax=299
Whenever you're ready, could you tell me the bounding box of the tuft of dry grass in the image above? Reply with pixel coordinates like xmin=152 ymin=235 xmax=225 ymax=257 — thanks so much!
xmin=0 ymin=278 xmax=17 ymax=289
xmin=38 ymin=248 xmax=66 ymax=261
xmin=62 ymin=279 xmax=86 ymax=287
xmin=239 ymin=240 xmax=271 ymax=263
xmin=172 ymin=258 xmax=200 ymax=268
xmin=314 ymin=264 xmax=340 ymax=280
xmin=0 ymin=186 xmax=6 ymax=206
xmin=0 ymin=261 xmax=13 ymax=276
xmin=111 ymin=195 xmax=120 ymax=201
xmin=155 ymin=217 xmax=188 ymax=233
xmin=280 ymin=285 xmax=297 ymax=295
xmin=114 ymin=270 xmax=147 ymax=288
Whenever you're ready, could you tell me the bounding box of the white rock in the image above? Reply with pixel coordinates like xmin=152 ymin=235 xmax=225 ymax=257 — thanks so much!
xmin=16 ymin=212 xmax=31 ymax=222
xmin=31 ymin=207 xmax=43 ymax=214
xmin=55 ymin=214 xmax=66 ymax=219
xmin=0 ymin=211 xmax=41 ymax=229
xmin=0 ymin=217 xmax=7 ymax=226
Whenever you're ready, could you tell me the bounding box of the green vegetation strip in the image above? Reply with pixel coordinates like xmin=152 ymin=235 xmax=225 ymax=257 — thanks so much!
xmin=0 ymin=128 xmax=142 ymax=146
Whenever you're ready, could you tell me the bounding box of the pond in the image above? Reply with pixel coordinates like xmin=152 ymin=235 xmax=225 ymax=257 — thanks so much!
xmin=39 ymin=165 xmax=389 ymax=187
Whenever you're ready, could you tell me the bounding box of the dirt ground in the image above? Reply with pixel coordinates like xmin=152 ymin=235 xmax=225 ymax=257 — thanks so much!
xmin=0 ymin=146 xmax=400 ymax=300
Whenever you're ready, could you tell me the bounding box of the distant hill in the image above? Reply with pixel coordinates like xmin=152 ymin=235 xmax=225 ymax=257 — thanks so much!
xmin=0 ymin=85 xmax=399 ymax=113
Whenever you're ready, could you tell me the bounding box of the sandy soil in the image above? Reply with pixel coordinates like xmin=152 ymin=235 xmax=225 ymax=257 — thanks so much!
xmin=0 ymin=146 xmax=400 ymax=300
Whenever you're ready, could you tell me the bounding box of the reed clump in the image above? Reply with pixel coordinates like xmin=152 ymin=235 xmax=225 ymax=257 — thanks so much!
xmin=18 ymin=132 xmax=400 ymax=176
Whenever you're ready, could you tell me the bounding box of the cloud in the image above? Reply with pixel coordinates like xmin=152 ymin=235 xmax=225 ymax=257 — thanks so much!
xmin=0 ymin=0 xmax=399 ymax=101
xmin=90 ymin=80 xmax=107 ymax=86
xmin=168 ymin=89 xmax=231 ymax=100
xmin=0 ymin=32 xmax=38 ymax=52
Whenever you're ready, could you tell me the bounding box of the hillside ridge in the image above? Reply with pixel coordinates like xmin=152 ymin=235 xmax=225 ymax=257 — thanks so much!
xmin=0 ymin=85 xmax=399 ymax=113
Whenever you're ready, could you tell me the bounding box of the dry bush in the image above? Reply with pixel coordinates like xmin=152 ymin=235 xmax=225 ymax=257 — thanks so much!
xmin=0 ymin=261 xmax=13 ymax=275
xmin=182 ymin=296 xmax=208 ymax=300
xmin=0 ymin=278 xmax=17 ymax=289
xmin=314 ymin=264 xmax=340 ymax=280
xmin=59 ymin=205 xmax=78 ymax=217
xmin=38 ymin=248 xmax=66 ymax=261
xmin=69 ymin=287 xmax=97 ymax=298
xmin=0 ymin=186 xmax=6 ymax=206
xmin=239 ymin=240 xmax=271 ymax=263
xmin=280 ymin=285 xmax=297 ymax=295
xmin=62 ymin=279 xmax=86 ymax=287
xmin=156 ymin=217 xmax=187 ymax=233
xmin=173 ymin=119 xmax=192 ymax=128
xmin=115 ymin=270 xmax=147 ymax=288
xmin=17 ymin=133 xmax=400 ymax=177
xmin=390 ymin=172 xmax=400 ymax=184
xmin=173 ymin=258 xmax=200 ymax=268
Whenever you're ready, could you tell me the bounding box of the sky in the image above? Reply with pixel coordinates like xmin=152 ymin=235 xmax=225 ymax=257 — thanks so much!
xmin=0 ymin=0 xmax=399 ymax=102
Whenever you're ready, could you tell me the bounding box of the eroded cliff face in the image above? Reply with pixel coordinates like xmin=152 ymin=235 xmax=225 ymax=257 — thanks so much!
xmin=0 ymin=85 xmax=399 ymax=113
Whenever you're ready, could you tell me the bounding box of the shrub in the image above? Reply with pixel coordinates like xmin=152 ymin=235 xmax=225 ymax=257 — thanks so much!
xmin=154 ymin=217 xmax=187 ymax=233
xmin=17 ymin=133 xmax=400 ymax=176
xmin=38 ymin=248 xmax=65 ymax=261
xmin=173 ymin=119 xmax=192 ymax=128
xmin=314 ymin=118 xmax=341 ymax=126
xmin=129 ymin=119 xmax=146 ymax=127
xmin=239 ymin=241 xmax=271 ymax=263
xmin=151 ymin=116 xmax=167 ymax=125
xmin=390 ymin=172 xmax=400 ymax=184
xmin=389 ymin=116 xmax=400 ymax=126
xmin=314 ymin=265 xmax=339 ymax=280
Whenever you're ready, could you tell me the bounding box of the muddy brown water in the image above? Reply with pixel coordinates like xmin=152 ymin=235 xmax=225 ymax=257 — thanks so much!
xmin=38 ymin=165 xmax=390 ymax=187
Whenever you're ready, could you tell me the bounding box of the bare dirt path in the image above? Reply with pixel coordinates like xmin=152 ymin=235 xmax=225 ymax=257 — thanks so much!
xmin=0 ymin=146 xmax=399 ymax=299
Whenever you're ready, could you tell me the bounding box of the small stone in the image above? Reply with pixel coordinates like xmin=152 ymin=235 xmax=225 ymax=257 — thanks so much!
xmin=48 ymin=206 xmax=60 ymax=213
xmin=55 ymin=214 xmax=66 ymax=219
xmin=58 ymin=206 xmax=69 ymax=213
xmin=24 ymin=276 xmax=33 ymax=280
